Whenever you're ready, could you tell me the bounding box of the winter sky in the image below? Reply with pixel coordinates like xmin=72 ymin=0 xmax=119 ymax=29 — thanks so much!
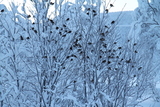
xmin=111 ymin=0 xmax=138 ymax=12
xmin=1 ymin=0 xmax=138 ymax=12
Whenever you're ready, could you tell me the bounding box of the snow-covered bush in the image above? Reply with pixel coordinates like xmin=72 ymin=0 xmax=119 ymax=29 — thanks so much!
xmin=0 ymin=0 xmax=159 ymax=107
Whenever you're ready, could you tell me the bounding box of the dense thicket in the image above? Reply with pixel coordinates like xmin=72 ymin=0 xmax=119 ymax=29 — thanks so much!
xmin=0 ymin=0 xmax=159 ymax=107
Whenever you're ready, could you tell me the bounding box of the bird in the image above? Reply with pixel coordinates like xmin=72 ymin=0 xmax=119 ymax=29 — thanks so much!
xmin=108 ymin=50 xmax=111 ymax=52
xmin=50 ymin=2 xmax=54 ymax=5
xmin=62 ymin=34 xmax=66 ymax=37
xmin=86 ymin=12 xmax=89 ymax=15
xmin=108 ymin=67 xmax=111 ymax=70
xmin=49 ymin=19 xmax=54 ymax=24
xmin=63 ymin=24 xmax=66 ymax=27
xmin=108 ymin=61 xmax=111 ymax=64
xmin=105 ymin=9 xmax=108 ymax=13
xmin=111 ymin=21 xmax=115 ymax=24
xmin=20 ymin=36 xmax=24 ymax=40
xmin=116 ymin=56 xmax=119 ymax=58
xmin=71 ymin=54 xmax=77 ymax=58
xmin=66 ymin=18 xmax=70 ymax=21
xmin=138 ymin=67 xmax=142 ymax=70
xmin=126 ymin=59 xmax=131 ymax=63
xmin=1 ymin=9 xmax=4 ymax=12
xmin=70 ymin=59 xmax=73 ymax=61
xmin=92 ymin=10 xmax=96 ymax=13
xmin=26 ymin=37 xmax=30 ymax=39
xmin=102 ymin=60 xmax=106 ymax=63
xmin=91 ymin=79 xmax=94 ymax=83
xmin=100 ymin=33 xmax=105 ymax=36
xmin=70 ymin=47 xmax=73 ymax=50
xmin=88 ymin=42 xmax=92 ymax=45
xmin=52 ymin=56 xmax=56 ymax=59
xmin=66 ymin=56 xmax=70 ymax=59
xmin=105 ymin=25 xmax=108 ymax=28
xmin=87 ymin=8 xmax=90 ymax=11
xmin=103 ymin=44 xmax=107 ymax=48
xmin=134 ymin=50 xmax=138 ymax=53
xmin=115 ymin=68 xmax=118 ymax=70
xmin=93 ymin=14 xmax=97 ymax=16
xmin=100 ymin=38 xmax=105 ymax=41
xmin=59 ymin=32 xmax=62 ymax=35
xmin=118 ymin=47 xmax=122 ymax=49
xmin=110 ymin=4 xmax=114 ymax=7
xmin=56 ymin=27 xmax=59 ymax=30
xmin=133 ymin=43 xmax=137 ymax=46
xmin=42 ymin=56 xmax=47 ymax=58
xmin=34 ymin=30 xmax=37 ymax=33
xmin=68 ymin=31 xmax=72 ymax=33
xmin=27 ymin=15 xmax=31 ymax=18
